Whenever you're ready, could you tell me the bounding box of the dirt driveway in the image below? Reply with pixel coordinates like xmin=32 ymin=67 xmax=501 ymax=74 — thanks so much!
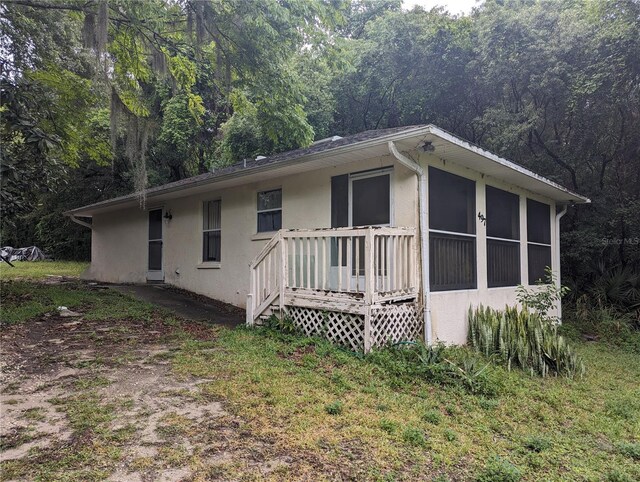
xmin=0 ymin=306 xmax=292 ymax=481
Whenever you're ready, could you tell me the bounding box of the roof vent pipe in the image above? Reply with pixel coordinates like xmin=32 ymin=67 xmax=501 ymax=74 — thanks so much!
xmin=388 ymin=141 xmax=432 ymax=345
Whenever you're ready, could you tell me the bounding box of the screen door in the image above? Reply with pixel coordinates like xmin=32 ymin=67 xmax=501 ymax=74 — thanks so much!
xmin=147 ymin=209 xmax=164 ymax=281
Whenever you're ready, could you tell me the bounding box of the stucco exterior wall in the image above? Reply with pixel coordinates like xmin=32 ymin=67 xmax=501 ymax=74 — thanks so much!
xmin=86 ymin=209 xmax=148 ymax=283
xmin=87 ymin=154 xmax=418 ymax=308
xmin=85 ymin=149 xmax=559 ymax=345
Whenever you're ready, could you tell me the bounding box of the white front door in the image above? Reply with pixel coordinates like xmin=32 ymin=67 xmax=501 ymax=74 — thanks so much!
xmin=147 ymin=209 xmax=164 ymax=281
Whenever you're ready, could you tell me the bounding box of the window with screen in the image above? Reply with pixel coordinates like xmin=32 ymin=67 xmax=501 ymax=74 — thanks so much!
xmin=486 ymin=186 xmax=520 ymax=287
xmin=351 ymin=173 xmax=390 ymax=226
xmin=203 ymin=200 xmax=221 ymax=262
xmin=257 ymin=189 xmax=282 ymax=233
xmin=527 ymin=199 xmax=551 ymax=284
xmin=429 ymin=167 xmax=477 ymax=291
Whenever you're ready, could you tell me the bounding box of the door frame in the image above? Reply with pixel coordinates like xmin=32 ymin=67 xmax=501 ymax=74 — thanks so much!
xmin=346 ymin=167 xmax=394 ymax=289
xmin=147 ymin=207 xmax=164 ymax=281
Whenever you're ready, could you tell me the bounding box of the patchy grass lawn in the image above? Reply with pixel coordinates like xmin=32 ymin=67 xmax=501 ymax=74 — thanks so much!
xmin=1 ymin=267 xmax=639 ymax=481
xmin=0 ymin=261 xmax=89 ymax=280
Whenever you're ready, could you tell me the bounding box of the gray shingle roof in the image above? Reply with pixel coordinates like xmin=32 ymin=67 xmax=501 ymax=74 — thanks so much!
xmin=68 ymin=125 xmax=426 ymax=214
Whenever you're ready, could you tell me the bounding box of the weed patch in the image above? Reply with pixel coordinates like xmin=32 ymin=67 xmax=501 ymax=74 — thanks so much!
xmin=476 ymin=456 xmax=523 ymax=482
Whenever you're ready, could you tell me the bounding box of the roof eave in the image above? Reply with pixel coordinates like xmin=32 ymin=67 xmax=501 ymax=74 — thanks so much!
xmin=66 ymin=124 xmax=590 ymax=216
xmin=65 ymin=125 xmax=434 ymax=217
xmin=425 ymin=126 xmax=590 ymax=204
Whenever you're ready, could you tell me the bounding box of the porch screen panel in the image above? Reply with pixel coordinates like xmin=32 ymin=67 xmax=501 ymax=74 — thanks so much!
xmin=428 ymin=167 xmax=477 ymax=291
xmin=351 ymin=174 xmax=390 ymax=226
xmin=526 ymin=199 xmax=551 ymax=284
xmin=430 ymin=233 xmax=476 ymax=291
xmin=203 ymin=200 xmax=221 ymax=262
xmin=487 ymin=239 xmax=520 ymax=287
xmin=528 ymin=243 xmax=551 ymax=284
xmin=486 ymin=186 xmax=520 ymax=287
xmin=429 ymin=167 xmax=475 ymax=234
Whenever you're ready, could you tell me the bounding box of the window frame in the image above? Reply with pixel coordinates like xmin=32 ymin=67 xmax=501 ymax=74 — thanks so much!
xmin=486 ymin=185 xmax=521 ymax=288
xmin=202 ymin=199 xmax=221 ymax=263
xmin=256 ymin=188 xmax=282 ymax=233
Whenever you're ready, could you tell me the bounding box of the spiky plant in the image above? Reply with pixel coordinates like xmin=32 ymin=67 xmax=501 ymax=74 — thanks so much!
xmin=468 ymin=305 xmax=585 ymax=378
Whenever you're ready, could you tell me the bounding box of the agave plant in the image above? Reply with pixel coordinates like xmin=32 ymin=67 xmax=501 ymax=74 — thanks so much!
xmin=468 ymin=305 xmax=585 ymax=378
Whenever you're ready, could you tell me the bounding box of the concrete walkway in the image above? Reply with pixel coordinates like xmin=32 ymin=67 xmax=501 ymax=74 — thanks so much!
xmin=112 ymin=284 xmax=244 ymax=328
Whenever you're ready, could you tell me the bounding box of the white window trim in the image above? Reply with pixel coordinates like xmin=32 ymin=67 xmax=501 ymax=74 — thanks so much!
xmin=348 ymin=167 xmax=394 ymax=227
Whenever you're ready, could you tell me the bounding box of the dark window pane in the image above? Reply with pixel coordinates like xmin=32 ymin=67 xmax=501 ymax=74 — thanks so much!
xmin=203 ymin=200 xmax=221 ymax=230
xmin=258 ymin=210 xmax=282 ymax=232
xmin=486 ymin=186 xmax=519 ymax=240
xmin=352 ymin=174 xmax=390 ymax=226
xmin=429 ymin=167 xmax=476 ymax=234
xmin=257 ymin=189 xmax=282 ymax=211
xmin=203 ymin=232 xmax=221 ymax=262
xmin=331 ymin=174 xmax=349 ymax=228
xmin=487 ymin=239 xmax=520 ymax=287
xmin=148 ymin=209 xmax=162 ymax=240
xmin=148 ymin=240 xmax=162 ymax=270
xmin=527 ymin=199 xmax=551 ymax=244
xmin=528 ymin=244 xmax=551 ymax=284
xmin=430 ymin=233 xmax=476 ymax=291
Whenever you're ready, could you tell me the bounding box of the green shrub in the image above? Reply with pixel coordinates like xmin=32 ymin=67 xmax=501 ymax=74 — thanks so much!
xmin=402 ymin=426 xmax=427 ymax=447
xmin=379 ymin=418 xmax=398 ymax=434
xmin=263 ymin=314 xmax=297 ymax=334
xmin=366 ymin=342 xmax=501 ymax=395
xmin=606 ymin=469 xmax=633 ymax=482
xmin=478 ymin=397 xmax=499 ymax=410
xmin=523 ymin=435 xmax=551 ymax=452
xmin=516 ymin=267 xmax=569 ymax=323
xmin=468 ymin=305 xmax=585 ymax=378
xmin=566 ymin=300 xmax=640 ymax=352
xmin=616 ymin=442 xmax=640 ymax=460
xmin=324 ymin=400 xmax=343 ymax=415
xmin=443 ymin=429 xmax=457 ymax=442
xmin=476 ymin=456 xmax=522 ymax=482
xmin=422 ymin=409 xmax=443 ymax=425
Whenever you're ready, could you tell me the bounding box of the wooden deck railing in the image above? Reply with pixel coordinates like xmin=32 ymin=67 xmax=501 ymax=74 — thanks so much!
xmin=247 ymin=227 xmax=418 ymax=324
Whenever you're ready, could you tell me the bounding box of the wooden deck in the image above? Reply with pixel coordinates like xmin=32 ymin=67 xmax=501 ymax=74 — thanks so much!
xmin=247 ymin=227 xmax=421 ymax=351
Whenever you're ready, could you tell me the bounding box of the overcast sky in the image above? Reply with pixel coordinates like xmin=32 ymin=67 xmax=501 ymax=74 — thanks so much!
xmin=403 ymin=0 xmax=481 ymax=15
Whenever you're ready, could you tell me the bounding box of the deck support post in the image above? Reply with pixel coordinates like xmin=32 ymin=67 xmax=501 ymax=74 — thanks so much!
xmin=246 ymin=294 xmax=254 ymax=326
xmin=364 ymin=305 xmax=372 ymax=353
xmin=279 ymin=231 xmax=287 ymax=317
xmin=364 ymin=227 xmax=375 ymax=353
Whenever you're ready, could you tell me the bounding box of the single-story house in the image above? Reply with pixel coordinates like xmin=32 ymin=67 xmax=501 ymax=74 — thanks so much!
xmin=66 ymin=125 xmax=589 ymax=351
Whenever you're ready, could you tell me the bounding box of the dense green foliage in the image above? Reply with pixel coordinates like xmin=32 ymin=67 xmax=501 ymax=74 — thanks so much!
xmin=468 ymin=305 xmax=585 ymax=377
xmin=1 ymin=0 xmax=639 ymax=310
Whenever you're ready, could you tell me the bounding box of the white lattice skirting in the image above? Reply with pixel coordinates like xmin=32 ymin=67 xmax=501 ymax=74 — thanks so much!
xmin=371 ymin=303 xmax=422 ymax=348
xmin=287 ymin=306 xmax=365 ymax=351
xmin=286 ymin=303 xmax=421 ymax=352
